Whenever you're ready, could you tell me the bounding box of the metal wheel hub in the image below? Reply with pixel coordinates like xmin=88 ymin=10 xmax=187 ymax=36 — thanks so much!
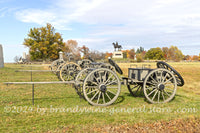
xmin=99 ymin=84 xmax=107 ymax=93
xmin=69 ymin=71 xmax=74 ymax=76
xmin=158 ymin=83 xmax=165 ymax=91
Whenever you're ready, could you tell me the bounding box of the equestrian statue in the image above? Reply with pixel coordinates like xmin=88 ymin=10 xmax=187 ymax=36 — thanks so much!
xmin=112 ymin=42 xmax=122 ymax=51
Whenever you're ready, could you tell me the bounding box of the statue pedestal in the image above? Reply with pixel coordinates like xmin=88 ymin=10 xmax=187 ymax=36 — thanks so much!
xmin=112 ymin=51 xmax=123 ymax=59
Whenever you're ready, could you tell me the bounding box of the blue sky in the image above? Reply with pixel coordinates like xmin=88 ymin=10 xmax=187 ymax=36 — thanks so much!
xmin=1 ymin=0 xmax=200 ymax=62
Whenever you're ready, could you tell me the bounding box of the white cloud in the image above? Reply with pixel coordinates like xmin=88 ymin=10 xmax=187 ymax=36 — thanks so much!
xmin=15 ymin=9 xmax=56 ymax=24
xmin=14 ymin=0 xmax=200 ymax=55
xmin=15 ymin=0 xmax=200 ymax=31
xmin=0 ymin=7 xmax=18 ymax=17
xmin=68 ymin=0 xmax=107 ymax=19
xmin=15 ymin=0 xmax=107 ymax=29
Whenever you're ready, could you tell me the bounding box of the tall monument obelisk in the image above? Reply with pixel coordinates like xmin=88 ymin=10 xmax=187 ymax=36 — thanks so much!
xmin=0 ymin=44 xmax=4 ymax=68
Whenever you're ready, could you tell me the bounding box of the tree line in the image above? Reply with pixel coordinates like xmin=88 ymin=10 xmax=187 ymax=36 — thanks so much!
xmin=110 ymin=46 xmax=199 ymax=62
xmin=21 ymin=23 xmax=200 ymax=62
xmin=118 ymin=46 xmax=185 ymax=62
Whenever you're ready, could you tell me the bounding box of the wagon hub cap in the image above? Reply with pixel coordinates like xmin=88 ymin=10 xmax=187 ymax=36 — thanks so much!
xmin=69 ymin=71 xmax=73 ymax=76
xmin=99 ymin=84 xmax=107 ymax=93
xmin=158 ymin=84 xmax=165 ymax=91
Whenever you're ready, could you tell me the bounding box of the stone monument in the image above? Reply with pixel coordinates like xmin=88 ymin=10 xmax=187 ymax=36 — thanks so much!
xmin=23 ymin=52 xmax=26 ymax=59
xmin=59 ymin=51 xmax=64 ymax=60
xmin=112 ymin=42 xmax=123 ymax=58
xmin=0 ymin=44 xmax=4 ymax=68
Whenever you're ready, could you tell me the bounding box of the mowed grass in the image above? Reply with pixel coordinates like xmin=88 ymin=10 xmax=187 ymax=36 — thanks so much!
xmin=0 ymin=62 xmax=200 ymax=132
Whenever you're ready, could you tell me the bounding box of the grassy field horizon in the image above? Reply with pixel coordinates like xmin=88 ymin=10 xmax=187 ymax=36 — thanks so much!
xmin=0 ymin=62 xmax=200 ymax=132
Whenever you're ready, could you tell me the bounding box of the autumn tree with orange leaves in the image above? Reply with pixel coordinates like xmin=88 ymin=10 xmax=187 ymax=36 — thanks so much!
xmin=105 ymin=52 xmax=112 ymax=59
xmin=79 ymin=45 xmax=90 ymax=59
xmin=64 ymin=40 xmax=81 ymax=60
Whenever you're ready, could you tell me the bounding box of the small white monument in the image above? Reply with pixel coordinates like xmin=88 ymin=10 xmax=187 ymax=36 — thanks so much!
xmin=0 ymin=44 xmax=4 ymax=68
xmin=23 ymin=52 xmax=26 ymax=59
xmin=134 ymin=55 xmax=137 ymax=61
xmin=112 ymin=42 xmax=123 ymax=59
xmin=59 ymin=51 xmax=64 ymax=60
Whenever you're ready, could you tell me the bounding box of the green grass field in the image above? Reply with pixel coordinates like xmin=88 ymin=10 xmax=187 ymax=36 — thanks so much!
xmin=0 ymin=62 xmax=200 ymax=132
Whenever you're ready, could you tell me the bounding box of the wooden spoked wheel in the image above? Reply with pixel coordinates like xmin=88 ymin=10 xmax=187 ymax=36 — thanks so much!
xmin=157 ymin=61 xmax=184 ymax=86
xmin=79 ymin=59 xmax=92 ymax=69
xmin=74 ymin=68 xmax=92 ymax=98
xmin=50 ymin=59 xmax=65 ymax=74
xmin=99 ymin=63 xmax=116 ymax=72
xmin=59 ymin=62 xmax=81 ymax=81
xmin=56 ymin=63 xmax=65 ymax=80
xmin=83 ymin=68 xmax=121 ymax=106
xmin=143 ymin=68 xmax=177 ymax=104
xmin=127 ymin=82 xmax=143 ymax=97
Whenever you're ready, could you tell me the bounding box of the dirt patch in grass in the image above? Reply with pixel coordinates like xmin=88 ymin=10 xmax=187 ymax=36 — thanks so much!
xmin=85 ymin=117 xmax=200 ymax=133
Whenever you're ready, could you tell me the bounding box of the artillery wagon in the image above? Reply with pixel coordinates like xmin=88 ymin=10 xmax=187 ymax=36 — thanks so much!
xmin=73 ymin=59 xmax=184 ymax=106
xmin=5 ymin=58 xmax=184 ymax=106
xmin=49 ymin=55 xmax=97 ymax=81
xmin=124 ymin=61 xmax=184 ymax=104
xmin=16 ymin=56 xmax=100 ymax=82
xmin=51 ymin=56 xmax=115 ymax=82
